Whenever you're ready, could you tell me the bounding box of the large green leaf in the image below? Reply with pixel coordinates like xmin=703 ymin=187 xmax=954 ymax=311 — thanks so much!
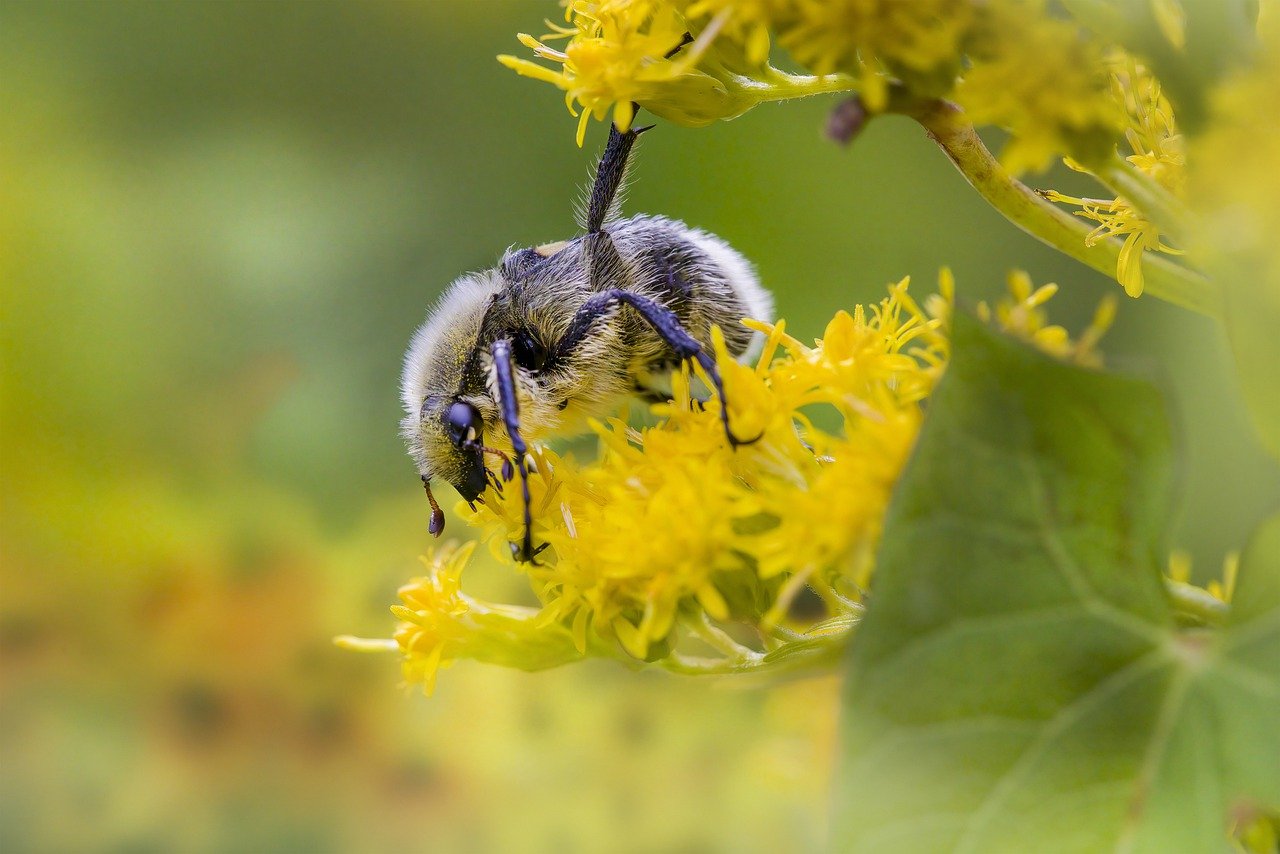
xmin=835 ymin=313 xmax=1280 ymax=852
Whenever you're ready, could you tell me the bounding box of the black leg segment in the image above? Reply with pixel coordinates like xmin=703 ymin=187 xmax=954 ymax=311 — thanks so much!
xmin=585 ymin=123 xmax=650 ymax=235
xmin=551 ymin=289 xmax=761 ymax=448
xmin=490 ymin=338 xmax=539 ymax=563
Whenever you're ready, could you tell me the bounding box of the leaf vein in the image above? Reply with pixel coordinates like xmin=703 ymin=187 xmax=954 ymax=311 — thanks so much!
xmin=866 ymin=603 xmax=1096 ymax=675
xmin=1020 ymin=454 xmax=1166 ymax=645
xmin=953 ymin=648 xmax=1170 ymax=853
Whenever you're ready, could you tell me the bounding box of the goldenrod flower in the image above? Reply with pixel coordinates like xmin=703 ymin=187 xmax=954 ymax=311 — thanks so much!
xmin=772 ymin=0 xmax=1124 ymax=167
xmin=1043 ymin=57 xmax=1186 ymax=296
xmin=682 ymin=0 xmax=777 ymax=67
xmin=1164 ymin=549 xmax=1238 ymax=627
xmin=503 ymin=1 xmax=1128 ymax=173
xmin=974 ymin=270 xmax=1116 ymax=366
xmin=778 ymin=0 xmax=973 ymax=112
xmin=461 ymin=278 xmax=949 ymax=663
xmin=956 ymin=3 xmax=1124 ymax=174
xmin=339 ymin=541 xmax=596 ymax=695
xmin=390 ymin=543 xmax=475 ymax=694
xmin=498 ymin=0 xmax=763 ymax=145
xmin=498 ymin=0 xmax=1142 ymax=179
xmin=345 ymin=273 xmax=1111 ymax=692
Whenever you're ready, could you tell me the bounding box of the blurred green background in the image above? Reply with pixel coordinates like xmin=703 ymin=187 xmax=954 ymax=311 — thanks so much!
xmin=3 ymin=2 xmax=1277 ymax=851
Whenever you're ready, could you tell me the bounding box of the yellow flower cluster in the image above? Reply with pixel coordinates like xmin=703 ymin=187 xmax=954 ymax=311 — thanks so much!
xmin=972 ymin=269 xmax=1116 ymax=368
xmin=498 ymin=0 xmax=766 ymax=145
xmin=338 ymin=541 xmax=600 ymax=695
xmin=390 ymin=543 xmax=478 ymax=693
xmin=1167 ymin=549 xmax=1239 ymax=606
xmin=682 ymin=0 xmax=776 ymax=66
xmin=954 ymin=3 xmax=1123 ymax=174
xmin=772 ymin=0 xmax=975 ymax=112
xmin=502 ymin=0 xmax=1125 ymax=171
xmin=1163 ymin=548 xmax=1241 ymax=631
xmin=466 ymin=277 xmax=946 ymax=663
xmin=346 ymin=273 xmax=1113 ymax=694
xmin=1044 ymin=57 xmax=1187 ymax=296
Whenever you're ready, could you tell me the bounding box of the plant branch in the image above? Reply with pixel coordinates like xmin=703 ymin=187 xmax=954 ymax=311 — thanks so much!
xmin=894 ymin=97 xmax=1219 ymax=318
xmin=750 ymin=68 xmax=859 ymax=104
xmin=687 ymin=611 xmax=763 ymax=660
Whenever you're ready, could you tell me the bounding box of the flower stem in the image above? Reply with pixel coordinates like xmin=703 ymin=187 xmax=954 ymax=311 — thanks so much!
xmin=333 ymin=635 xmax=399 ymax=652
xmin=751 ymin=69 xmax=858 ymax=104
xmin=899 ymin=98 xmax=1219 ymax=317
xmin=664 ymin=652 xmax=766 ymax=675
xmin=688 ymin=611 xmax=763 ymax=660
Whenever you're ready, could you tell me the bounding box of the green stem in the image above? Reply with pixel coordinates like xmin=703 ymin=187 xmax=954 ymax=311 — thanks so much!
xmin=688 ymin=611 xmax=762 ymax=660
xmin=765 ymin=623 xmax=807 ymax=643
xmin=901 ymin=98 xmax=1220 ymax=317
xmin=1164 ymin=579 xmax=1229 ymax=626
xmin=750 ymin=69 xmax=858 ymax=104
xmin=664 ymin=653 xmax=763 ymax=675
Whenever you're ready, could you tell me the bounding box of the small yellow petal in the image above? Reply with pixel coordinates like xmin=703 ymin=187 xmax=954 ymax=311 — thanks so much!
xmin=696 ymin=584 xmax=730 ymax=621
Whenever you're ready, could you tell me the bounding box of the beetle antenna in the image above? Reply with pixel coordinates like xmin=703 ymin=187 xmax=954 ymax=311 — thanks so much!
xmin=421 ymin=475 xmax=445 ymax=537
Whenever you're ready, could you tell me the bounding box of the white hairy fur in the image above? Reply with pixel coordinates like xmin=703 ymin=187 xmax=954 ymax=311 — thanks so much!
xmin=400 ymin=270 xmax=500 ymax=418
xmin=681 ymin=226 xmax=774 ymax=362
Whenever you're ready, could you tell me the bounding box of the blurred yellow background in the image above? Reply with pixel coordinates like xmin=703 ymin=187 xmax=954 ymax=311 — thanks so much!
xmin=3 ymin=2 xmax=1277 ymax=851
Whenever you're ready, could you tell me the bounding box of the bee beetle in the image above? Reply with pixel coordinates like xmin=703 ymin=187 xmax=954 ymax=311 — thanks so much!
xmin=401 ymin=125 xmax=773 ymax=561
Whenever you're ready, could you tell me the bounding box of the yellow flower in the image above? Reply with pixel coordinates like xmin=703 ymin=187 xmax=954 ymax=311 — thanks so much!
xmin=1164 ymin=549 xmax=1239 ymax=627
xmin=498 ymin=0 xmax=762 ymax=145
xmin=462 ymin=278 xmax=954 ymax=661
xmin=502 ymin=0 xmax=1127 ymax=172
xmin=957 ymin=3 xmax=1125 ymax=174
xmin=777 ymin=0 xmax=974 ymax=111
xmin=682 ymin=0 xmax=777 ymax=67
xmin=1042 ymin=57 xmax=1186 ymax=296
xmin=975 ymin=270 xmax=1116 ymax=366
xmin=339 ymin=541 xmax=598 ymax=695
xmin=389 ymin=543 xmax=476 ymax=695
xmin=348 ymin=272 xmax=1108 ymax=689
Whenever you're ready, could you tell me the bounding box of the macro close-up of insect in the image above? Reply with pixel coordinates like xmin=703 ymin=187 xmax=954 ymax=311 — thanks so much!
xmin=400 ymin=124 xmax=774 ymax=561
xmin=15 ymin=2 xmax=1280 ymax=850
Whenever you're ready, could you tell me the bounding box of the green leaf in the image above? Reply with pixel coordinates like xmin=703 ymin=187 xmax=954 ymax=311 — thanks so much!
xmin=1196 ymin=207 xmax=1280 ymax=461
xmin=835 ymin=313 xmax=1280 ymax=852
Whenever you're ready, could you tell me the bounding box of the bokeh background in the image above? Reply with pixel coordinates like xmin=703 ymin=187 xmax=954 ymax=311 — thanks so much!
xmin=3 ymin=2 xmax=1277 ymax=851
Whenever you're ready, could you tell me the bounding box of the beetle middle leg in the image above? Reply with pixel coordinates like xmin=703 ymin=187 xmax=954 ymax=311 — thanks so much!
xmin=551 ymin=278 xmax=762 ymax=448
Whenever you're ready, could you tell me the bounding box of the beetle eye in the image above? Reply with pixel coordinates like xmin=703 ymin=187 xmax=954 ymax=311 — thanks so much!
xmin=512 ymin=329 xmax=548 ymax=372
xmin=444 ymin=401 xmax=483 ymax=449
